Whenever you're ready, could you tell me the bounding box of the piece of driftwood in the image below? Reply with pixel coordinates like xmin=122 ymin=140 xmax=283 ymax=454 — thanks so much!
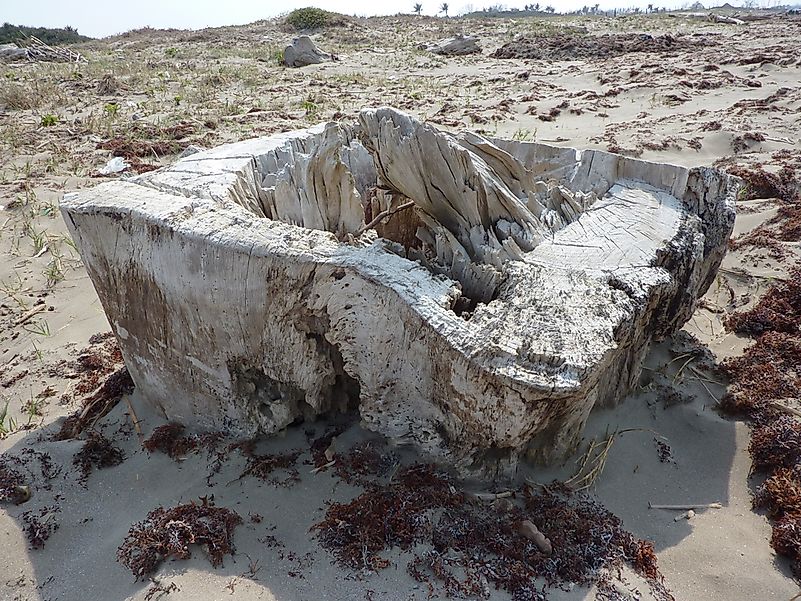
xmin=649 ymin=502 xmax=723 ymax=510
xmin=11 ymin=36 xmax=87 ymax=63
xmin=421 ymin=35 xmax=481 ymax=56
xmin=709 ymin=14 xmax=745 ymax=25
xmin=60 ymin=108 xmax=738 ymax=473
xmin=0 ymin=44 xmax=27 ymax=62
xmin=283 ymin=35 xmax=331 ymax=67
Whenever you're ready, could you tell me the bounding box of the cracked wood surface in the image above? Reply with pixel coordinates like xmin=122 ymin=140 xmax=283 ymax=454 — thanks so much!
xmin=60 ymin=108 xmax=738 ymax=472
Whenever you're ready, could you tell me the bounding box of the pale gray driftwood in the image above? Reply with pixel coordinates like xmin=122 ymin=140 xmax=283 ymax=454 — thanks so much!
xmin=0 ymin=44 xmax=27 ymax=62
xmin=421 ymin=35 xmax=481 ymax=55
xmin=61 ymin=108 xmax=738 ymax=473
xmin=283 ymin=35 xmax=331 ymax=67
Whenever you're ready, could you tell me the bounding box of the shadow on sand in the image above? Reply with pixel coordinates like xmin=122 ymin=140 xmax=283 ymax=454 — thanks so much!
xmin=0 ymin=338 xmax=794 ymax=601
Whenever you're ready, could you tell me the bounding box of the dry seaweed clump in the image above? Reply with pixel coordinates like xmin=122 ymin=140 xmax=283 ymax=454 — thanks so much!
xmin=725 ymin=269 xmax=801 ymax=336
xmin=753 ymin=466 xmax=801 ymax=576
xmin=0 ymin=455 xmax=28 ymax=504
xmin=55 ymin=367 xmax=134 ymax=439
xmin=73 ymin=431 xmax=125 ymax=483
xmin=721 ymin=332 xmax=801 ymax=417
xmin=727 ymin=165 xmax=799 ymax=205
xmin=722 ymin=271 xmax=801 ymax=577
xmin=750 ymin=417 xmax=801 ymax=470
xmin=230 ymin=440 xmax=301 ymax=487
xmin=313 ymin=464 xmax=671 ymax=600
xmin=117 ymin=497 xmax=242 ymax=578
xmin=333 ymin=441 xmax=397 ymax=484
xmin=54 ymin=333 xmax=134 ymax=440
xmin=143 ymin=422 xmax=223 ymax=459
xmin=727 ymin=166 xmax=800 ymax=257
xmin=22 ymin=505 xmax=61 ymax=549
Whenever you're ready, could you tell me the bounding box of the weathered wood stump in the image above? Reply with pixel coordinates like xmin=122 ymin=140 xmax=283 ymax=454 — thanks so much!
xmin=61 ymin=108 xmax=737 ymax=473
xmin=283 ymin=35 xmax=331 ymax=67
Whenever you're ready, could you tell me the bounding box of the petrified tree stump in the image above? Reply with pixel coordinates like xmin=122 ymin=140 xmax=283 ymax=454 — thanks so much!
xmin=61 ymin=108 xmax=737 ymax=472
xmin=283 ymin=35 xmax=331 ymax=67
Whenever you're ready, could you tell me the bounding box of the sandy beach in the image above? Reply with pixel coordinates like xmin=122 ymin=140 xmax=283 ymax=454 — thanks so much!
xmin=2 ymin=9 xmax=800 ymax=601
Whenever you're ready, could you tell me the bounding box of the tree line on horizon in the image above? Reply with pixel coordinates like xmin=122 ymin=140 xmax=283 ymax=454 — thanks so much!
xmin=0 ymin=23 xmax=91 ymax=45
xmin=410 ymin=1 xmax=799 ymax=16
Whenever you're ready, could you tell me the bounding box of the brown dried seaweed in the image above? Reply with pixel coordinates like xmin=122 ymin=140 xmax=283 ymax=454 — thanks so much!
xmin=491 ymin=33 xmax=713 ymax=61
xmin=0 ymin=455 xmax=27 ymax=504
xmin=722 ymin=270 xmax=801 ymax=577
xmin=54 ymin=333 xmax=133 ymax=440
xmin=143 ymin=423 xmax=223 ymax=459
xmin=727 ymin=167 xmax=801 ymax=257
xmin=73 ymin=431 xmax=125 ymax=483
xmin=771 ymin=513 xmax=801 ymax=577
xmin=313 ymin=464 xmax=671 ymax=600
xmin=754 ymin=467 xmax=801 ymax=518
xmin=22 ymin=505 xmax=60 ymax=549
xmin=750 ymin=418 xmax=801 ymax=470
xmin=333 ymin=440 xmax=397 ymax=484
xmin=720 ymin=332 xmax=801 ymax=418
xmin=725 ymin=269 xmax=801 ymax=336
xmin=117 ymin=497 xmax=241 ymax=578
xmin=229 ymin=440 xmax=301 ymax=487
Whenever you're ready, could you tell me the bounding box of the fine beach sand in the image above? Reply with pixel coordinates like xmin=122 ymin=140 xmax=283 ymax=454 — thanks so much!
xmin=2 ymin=10 xmax=800 ymax=601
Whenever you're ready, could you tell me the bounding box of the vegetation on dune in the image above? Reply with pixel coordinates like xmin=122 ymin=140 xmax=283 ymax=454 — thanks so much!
xmin=0 ymin=22 xmax=91 ymax=45
xmin=285 ymin=8 xmax=338 ymax=31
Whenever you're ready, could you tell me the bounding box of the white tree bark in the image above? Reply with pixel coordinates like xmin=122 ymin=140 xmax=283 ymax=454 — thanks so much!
xmin=61 ymin=108 xmax=738 ymax=473
xmin=283 ymin=35 xmax=331 ymax=67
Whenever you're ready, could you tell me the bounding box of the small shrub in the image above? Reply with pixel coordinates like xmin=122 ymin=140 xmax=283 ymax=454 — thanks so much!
xmin=164 ymin=47 xmax=178 ymax=58
xmin=286 ymin=7 xmax=332 ymax=30
xmin=0 ymin=82 xmax=40 ymax=110
xmin=301 ymin=99 xmax=319 ymax=116
xmin=40 ymin=114 xmax=58 ymax=127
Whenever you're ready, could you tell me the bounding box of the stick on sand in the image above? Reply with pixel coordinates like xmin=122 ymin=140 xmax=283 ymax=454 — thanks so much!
xmin=649 ymin=502 xmax=723 ymax=510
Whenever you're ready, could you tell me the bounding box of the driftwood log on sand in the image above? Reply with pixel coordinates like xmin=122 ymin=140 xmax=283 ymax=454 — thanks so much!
xmin=0 ymin=44 xmax=28 ymax=62
xmin=1 ymin=36 xmax=88 ymax=63
xmin=61 ymin=108 xmax=737 ymax=473
xmin=421 ymin=35 xmax=481 ymax=55
xmin=283 ymin=35 xmax=331 ymax=67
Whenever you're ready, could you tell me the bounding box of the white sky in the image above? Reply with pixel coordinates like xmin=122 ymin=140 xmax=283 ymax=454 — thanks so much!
xmin=2 ymin=0 xmax=749 ymax=39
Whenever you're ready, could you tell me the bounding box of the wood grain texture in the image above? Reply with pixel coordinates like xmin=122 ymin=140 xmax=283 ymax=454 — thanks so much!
xmin=61 ymin=108 xmax=738 ymax=473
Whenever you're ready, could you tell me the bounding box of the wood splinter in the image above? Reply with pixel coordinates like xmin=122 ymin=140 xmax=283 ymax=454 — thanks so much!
xmin=649 ymin=502 xmax=723 ymax=510
xmin=517 ymin=519 xmax=553 ymax=555
xmin=471 ymin=490 xmax=513 ymax=501
xmin=310 ymin=459 xmax=336 ymax=474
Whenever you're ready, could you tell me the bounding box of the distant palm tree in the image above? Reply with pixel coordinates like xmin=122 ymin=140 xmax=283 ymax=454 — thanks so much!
xmin=535 ymin=2 xmax=540 ymax=10
xmin=545 ymin=5 xmax=555 ymax=13
xmin=414 ymin=3 xmax=423 ymax=14
xmin=440 ymin=2 xmax=449 ymax=16
xmin=647 ymin=3 xmax=654 ymax=12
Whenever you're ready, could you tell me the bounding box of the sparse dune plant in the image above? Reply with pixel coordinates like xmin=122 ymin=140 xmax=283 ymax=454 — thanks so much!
xmin=0 ymin=82 xmax=41 ymax=110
